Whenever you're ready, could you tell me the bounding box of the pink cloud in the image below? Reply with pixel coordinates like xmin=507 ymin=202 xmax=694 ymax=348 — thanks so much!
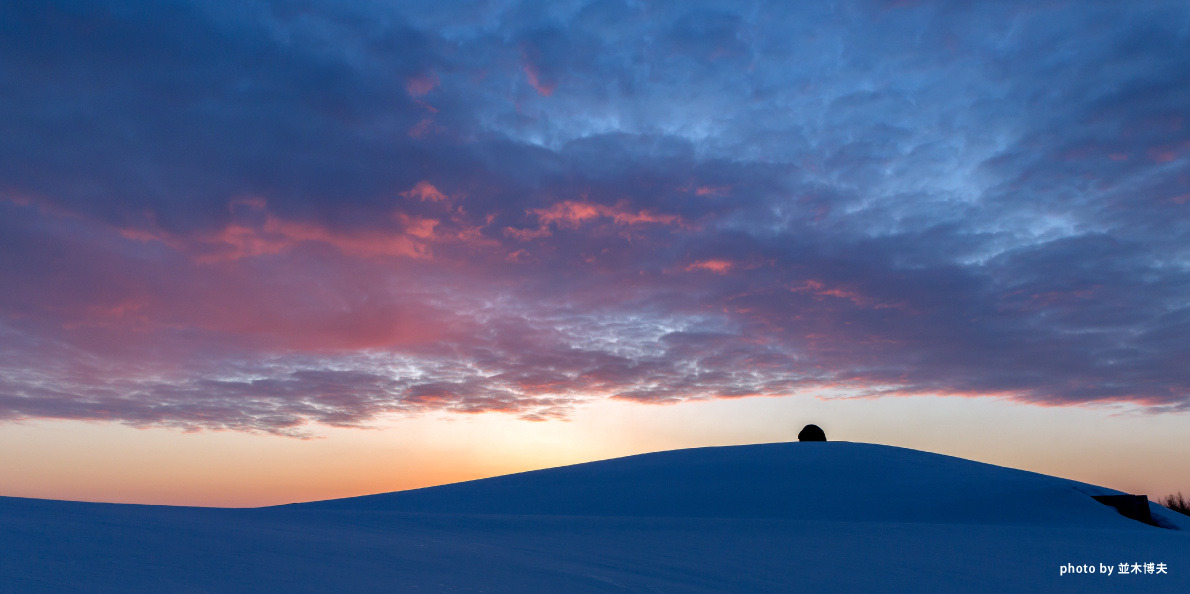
xmin=197 ymin=216 xmax=432 ymax=262
xmin=121 ymin=200 xmax=441 ymax=263
xmin=685 ymin=259 xmax=734 ymax=274
xmin=1146 ymin=142 xmax=1189 ymax=163
xmin=398 ymin=214 xmax=440 ymax=240
xmin=695 ymin=185 xmax=731 ymax=196
xmin=408 ymin=118 xmax=439 ymax=138
xmin=405 ymin=71 xmax=439 ymax=97
xmin=1148 ymin=148 xmax=1177 ymax=163
xmin=522 ymin=63 xmax=555 ymax=96
xmin=401 ymin=181 xmax=450 ymax=202
xmin=789 ymin=279 xmax=902 ymax=310
xmin=504 ymin=199 xmax=685 ymax=242
xmin=504 ymin=226 xmax=552 ymax=241
xmin=528 ymin=200 xmax=681 ymax=228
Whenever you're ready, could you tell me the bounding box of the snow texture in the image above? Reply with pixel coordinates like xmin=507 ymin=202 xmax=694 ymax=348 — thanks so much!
xmin=2 ymin=442 xmax=1187 ymax=592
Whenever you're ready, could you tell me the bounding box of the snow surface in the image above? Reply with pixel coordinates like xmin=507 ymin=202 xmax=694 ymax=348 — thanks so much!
xmin=2 ymin=441 xmax=1187 ymax=592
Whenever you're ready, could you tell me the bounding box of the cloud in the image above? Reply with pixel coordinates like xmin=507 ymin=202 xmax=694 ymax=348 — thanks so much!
xmin=401 ymin=181 xmax=451 ymax=203
xmin=1 ymin=0 xmax=1189 ymax=435
xmin=685 ymin=260 xmax=734 ymax=274
xmin=405 ymin=72 xmax=440 ymax=97
xmin=528 ymin=199 xmax=682 ymax=228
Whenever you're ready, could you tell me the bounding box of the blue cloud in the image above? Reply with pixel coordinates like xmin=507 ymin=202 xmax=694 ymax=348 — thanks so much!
xmin=1 ymin=0 xmax=1188 ymax=433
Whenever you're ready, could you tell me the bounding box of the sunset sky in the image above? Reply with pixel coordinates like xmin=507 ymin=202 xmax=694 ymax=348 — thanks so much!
xmin=2 ymin=0 xmax=1189 ymax=507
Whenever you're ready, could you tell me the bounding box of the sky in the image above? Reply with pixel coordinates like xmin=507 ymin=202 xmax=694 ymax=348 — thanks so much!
xmin=1 ymin=0 xmax=1189 ymax=507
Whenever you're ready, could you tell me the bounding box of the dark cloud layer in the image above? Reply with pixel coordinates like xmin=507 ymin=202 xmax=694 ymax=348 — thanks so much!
xmin=2 ymin=0 xmax=1188 ymax=435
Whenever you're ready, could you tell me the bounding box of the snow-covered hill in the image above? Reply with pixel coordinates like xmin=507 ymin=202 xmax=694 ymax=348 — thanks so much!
xmin=293 ymin=441 xmax=1182 ymax=527
xmin=2 ymin=442 xmax=1187 ymax=592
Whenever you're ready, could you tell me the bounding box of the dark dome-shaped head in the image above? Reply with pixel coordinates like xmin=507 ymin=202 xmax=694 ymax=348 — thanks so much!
xmin=798 ymin=424 xmax=826 ymax=442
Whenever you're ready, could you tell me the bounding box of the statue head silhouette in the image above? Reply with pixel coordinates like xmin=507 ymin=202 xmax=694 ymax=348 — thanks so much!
xmin=798 ymin=424 xmax=826 ymax=442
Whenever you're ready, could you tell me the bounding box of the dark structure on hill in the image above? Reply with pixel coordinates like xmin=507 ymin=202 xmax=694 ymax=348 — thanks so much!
xmin=1092 ymin=494 xmax=1159 ymax=527
xmin=798 ymin=424 xmax=826 ymax=442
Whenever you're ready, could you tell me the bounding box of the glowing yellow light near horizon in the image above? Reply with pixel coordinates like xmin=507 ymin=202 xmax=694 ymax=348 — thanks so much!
xmin=0 ymin=395 xmax=1187 ymax=507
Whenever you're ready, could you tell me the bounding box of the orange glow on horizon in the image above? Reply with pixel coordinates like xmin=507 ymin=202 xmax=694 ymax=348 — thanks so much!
xmin=3 ymin=395 xmax=1188 ymax=508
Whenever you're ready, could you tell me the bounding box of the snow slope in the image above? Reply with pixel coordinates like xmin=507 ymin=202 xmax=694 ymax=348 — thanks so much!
xmin=2 ymin=442 xmax=1187 ymax=592
xmin=295 ymin=441 xmax=1176 ymax=527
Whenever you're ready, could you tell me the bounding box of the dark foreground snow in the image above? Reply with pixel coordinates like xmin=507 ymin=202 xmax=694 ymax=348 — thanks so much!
xmin=2 ymin=442 xmax=1187 ymax=592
